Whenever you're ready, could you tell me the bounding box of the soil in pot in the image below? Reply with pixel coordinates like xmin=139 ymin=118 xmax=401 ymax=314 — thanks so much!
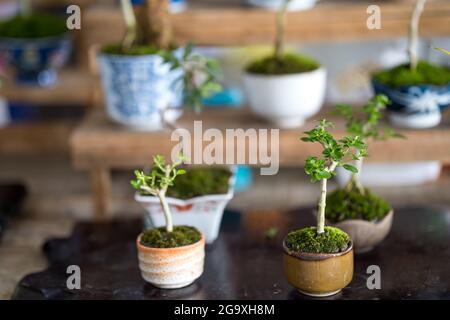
xmin=372 ymin=60 xmax=450 ymax=88
xmin=165 ymin=167 xmax=232 ymax=199
xmin=326 ymin=186 xmax=393 ymax=253
xmin=245 ymin=53 xmax=320 ymax=75
xmin=137 ymin=226 xmax=205 ymax=289
xmin=0 ymin=13 xmax=67 ymax=38
xmin=283 ymin=226 xmax=353 ymax=297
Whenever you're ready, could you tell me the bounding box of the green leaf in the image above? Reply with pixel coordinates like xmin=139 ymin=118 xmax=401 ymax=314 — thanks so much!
xmin=343 ymin=164 xmax=358 ymax=173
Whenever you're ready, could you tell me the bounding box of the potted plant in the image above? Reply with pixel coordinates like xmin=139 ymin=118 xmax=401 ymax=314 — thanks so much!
xmin=283 ymin=119 xmax=366 ymax=297
xmin=134 ymin=165 xmax=234 ymax=244
xmin=329 ymin=94 xmax=401 ymax=253
xmin=0 ymin=0 xmax=71 ymax=86
xmin=131 ymin=154 xmax=205 ymax=289
xmin=371 ymin=0 xmax=450 ymax=128
xmin=243 ymin=0 xmax=326 ymax=129
xmin=98 ymin=0 xmax=221 ymax=130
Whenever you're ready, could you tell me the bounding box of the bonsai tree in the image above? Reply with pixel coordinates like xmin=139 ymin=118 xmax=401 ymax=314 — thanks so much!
xmin=373 ymin=0 xmax=450 ymax=88
xmin=325 ymin=95 xmax=402 ymax=223
xmin=286 ymin=119 xmax=367 ymax=252
xmin=131 ymin=154 xmax=187 ymax=233
xmin=334 ymin=94 xmax=403 ymax=193
xmin=112 ymin=0 xmax=221 ymax=114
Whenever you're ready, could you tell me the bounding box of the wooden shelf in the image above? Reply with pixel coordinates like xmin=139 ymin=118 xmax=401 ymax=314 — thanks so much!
xmin=0 ymin=120 xmax=77 ymax=155
xmin=71 ymin=107 xmax=450 ymax=170
xmin=0 ymin=69 xmax=94 ymax=106
xmin=81 ymin=0 xmax=450 ymax=54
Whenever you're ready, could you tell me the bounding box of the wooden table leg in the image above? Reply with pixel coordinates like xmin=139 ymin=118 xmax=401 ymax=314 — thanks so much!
xmin=90 ymin=167 xmax=111 ymax=220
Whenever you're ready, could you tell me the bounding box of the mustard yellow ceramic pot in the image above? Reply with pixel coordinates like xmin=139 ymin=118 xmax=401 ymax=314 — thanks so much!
xmin=136 ymin=233 xmax=205 ymax=289
xmin=283 ymin=239 xmax=354 ymax=297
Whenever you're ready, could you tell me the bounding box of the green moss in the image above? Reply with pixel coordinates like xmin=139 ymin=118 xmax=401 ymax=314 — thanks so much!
xmin=101 ymin=43 xmax=160 ymax=56
xmin=245 ymin=53 xmax=320 ymax=75
xmin=285 ymin=226 xmax=350 ymax=254
xmin=140 ymin=225 xmax=201 ymax=248
xmin=0 ymin=13 xmax=67 ymax=38
xmin=166 ymin=167 xmax=232 ymax=199
xmin=373 ymin=61 xmax=450 ymax=87
xmin=326 ymin=187 xmax=391 ymax=223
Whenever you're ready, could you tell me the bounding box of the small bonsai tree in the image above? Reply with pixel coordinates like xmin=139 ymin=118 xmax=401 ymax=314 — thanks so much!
xmin=131 ymin=154 xmax=187 ymax=233
xmin=301 ymin=119 xmax=367 ymax=235
xmin=116 ymin=0 xmax=221 ymax=114
xmin=334 ymin=94 xmax=403 ymax=194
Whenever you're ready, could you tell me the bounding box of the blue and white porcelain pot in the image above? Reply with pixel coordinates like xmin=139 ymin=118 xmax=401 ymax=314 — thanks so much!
xmin=372 ymin=79 xmax=450 ymax=128
xmin=0 ymin=34 xmax=71 ymax=87
xmin=98 ymin=51 xmax=183 ymax=130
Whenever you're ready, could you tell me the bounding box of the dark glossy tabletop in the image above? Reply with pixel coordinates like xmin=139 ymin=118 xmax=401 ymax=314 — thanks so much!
xmin=12 ymin=206 xmax=450 ymax=300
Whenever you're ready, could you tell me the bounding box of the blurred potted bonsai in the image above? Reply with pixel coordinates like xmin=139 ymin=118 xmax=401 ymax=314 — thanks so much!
xmin=0 ymin=0 xmax=71 ymax=86
xmin=372 ymin=0 xmax=450 ymax=128
xmin=133 ymin=160 xmax=234 ymax=244
xmin=99 ymin=0 xmax=221 ymax=130
xmin=283 ymin=119 xmax=366 ymax=297
xmin=243 ymin=0 xmax=326 ymax=128
xmin=329 ymin=94 xmax=402 ymax=253
xmin=132 ymin=154 xmax=205 ymax=289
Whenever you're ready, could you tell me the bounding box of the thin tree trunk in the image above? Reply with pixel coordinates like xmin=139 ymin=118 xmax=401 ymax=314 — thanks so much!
xmin=19 ymin=0 xmax=31 ymax=16
xmin=143 ymin=0 xmax=173 ymax=50
xmin=408 ymin=0 xmax=427 ymax=71
xmin=158 ymin=192 xmax=173 ymax=233
xmin=274 ymin=0 xmax=290 ymax=59
xmin=120 ymin=0 xmax=137 ymax=50
xmin=317 ymin=177 xmax=327 ymax=234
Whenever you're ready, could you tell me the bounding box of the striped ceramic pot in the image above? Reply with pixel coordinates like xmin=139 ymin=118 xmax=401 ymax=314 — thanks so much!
xmin=136 ymin=232 xmax=205 ymax=289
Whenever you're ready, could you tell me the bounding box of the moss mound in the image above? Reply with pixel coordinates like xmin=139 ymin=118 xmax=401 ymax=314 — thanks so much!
xmin=285 ymin=226 xmax=350 ymax=254
xmin=326 ymin=187 xmax=391 ymax=223
xmin=0 ymin=13 xmax=67 ymax=38
xmin=245 ymin=53 xmax=320 ymax=75
xmin=166 ymin=167 xmax=232 ymax=199
xmin=101 ymin=43 xmax=160 ymax=56
xmin=140 ymin=226 xmax=201 ymax=248
xmin=373 ymin=61 xmax=450 ymax=88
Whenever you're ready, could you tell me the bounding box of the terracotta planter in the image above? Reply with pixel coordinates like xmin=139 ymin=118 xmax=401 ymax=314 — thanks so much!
xmin=136 ymin=232 xmax=205 ymax=289
xmin=283 ymin=240 xmax=353 ymax=297
xmin=331 ymin=210 xmax=394 ymax=253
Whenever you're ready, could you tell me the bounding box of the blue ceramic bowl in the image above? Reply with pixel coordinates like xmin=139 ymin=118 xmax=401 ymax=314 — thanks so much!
xmin=372 ymin=78 xmax=450 ymax=128
xmin=98 ymin=51 xmax=184 ymax=130
xmin=0 ymin=33 xmax=72 ymax=87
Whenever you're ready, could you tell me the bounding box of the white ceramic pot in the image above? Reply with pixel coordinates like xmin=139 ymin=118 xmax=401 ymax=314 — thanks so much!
xmin=136 ymin=233 xmax=205 ymax=289
xmin=243 ymin=67 xmax=326 ymax=128
xmin=135 ymin=171 xmax=235 ymax=244
xmin=335 ymin=162 xmax=442 ymax=187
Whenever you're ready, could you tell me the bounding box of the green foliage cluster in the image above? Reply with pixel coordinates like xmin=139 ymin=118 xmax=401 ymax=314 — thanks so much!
xmin=245 ymin=53 xmax=320 ymax=75
xmin=166 ymin=167 xmax=232 ymax=199
xmin=373 ymin=61 xmax=450 ymax=87
xmin=301 ymin=119 xmax=367 ymax=182
xmin=162 ymin=44 xmax=222 ymax=113
xmin=0 ymin=13 xmax=67 ymax=38
xmin=326 ymin=185 xmax=391 ymax=223
xmin=335 ymin=94 xmax=403 ymax=142
xmin=140 ymin=225 xmax=201 ymax=248
xmin=131 ymin=154 xmax=187 ymax=196
xmin=285 ymin=226 xmax=350 ymax=254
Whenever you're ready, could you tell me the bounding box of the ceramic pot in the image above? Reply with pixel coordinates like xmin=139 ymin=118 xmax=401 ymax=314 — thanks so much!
xmin=331 ymin=210 xmax=394 ymax=253
xmin=136 ymin=168 xmax=235 ymax=244
xmin=243 ymin=67 xmax=326 ymax=128
xmin=372 ymin=78 xmax=450 ymax=128
xmin=0 ymin=34 xmax=71 ymax=86
xmin=136 ymin=232 xmax=205 ymax=289
xmin=283 ymin=239 xmax=353 ymax=297
xmin=98 ymin=50 xmax=183 ymax=130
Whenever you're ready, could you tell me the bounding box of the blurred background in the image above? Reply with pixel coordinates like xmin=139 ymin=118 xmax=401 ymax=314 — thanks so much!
xmin=0 ymin=0 xmax=449 ymax=299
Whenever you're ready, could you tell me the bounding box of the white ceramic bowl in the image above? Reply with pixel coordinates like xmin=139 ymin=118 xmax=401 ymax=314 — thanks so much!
xmin=243 ymin=67 xmax=326 ymax=128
